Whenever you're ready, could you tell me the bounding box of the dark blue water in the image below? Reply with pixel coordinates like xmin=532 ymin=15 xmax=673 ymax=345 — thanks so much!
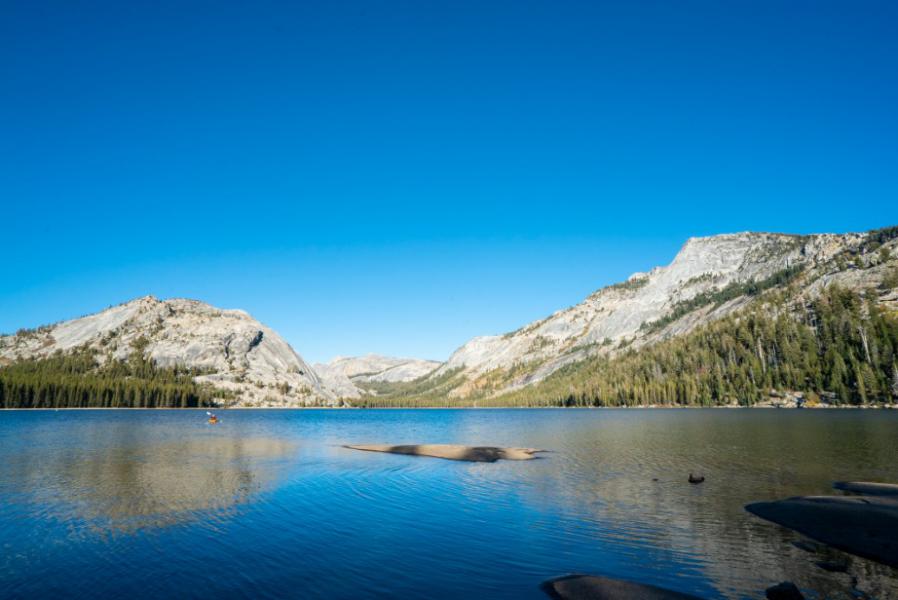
xmin=1 ymin=409 xmax=898 ymax=599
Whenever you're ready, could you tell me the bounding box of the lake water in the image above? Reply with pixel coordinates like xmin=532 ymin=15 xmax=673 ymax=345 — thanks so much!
xmin=1 ymin=409 xmax=897 ymax=599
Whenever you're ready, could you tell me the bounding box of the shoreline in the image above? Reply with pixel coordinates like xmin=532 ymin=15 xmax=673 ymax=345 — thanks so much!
xmin=2 ymin=404 xmax=896 ymax=411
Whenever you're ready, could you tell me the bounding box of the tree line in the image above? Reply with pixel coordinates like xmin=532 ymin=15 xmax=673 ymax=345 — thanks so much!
xmin=0 ymin=345 xmax=226 ymax=408
xmin=497 ymin=284 xmax=898 ymax=407
xmin=351 ymin=284 xmax=898 ymax=408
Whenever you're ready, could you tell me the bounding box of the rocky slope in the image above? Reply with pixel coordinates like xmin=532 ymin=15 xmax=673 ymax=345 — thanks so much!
xmin=425 ymin=229 xmax=897 ymax=399
xmin=0 ymin=296 xmax=342 ymax=407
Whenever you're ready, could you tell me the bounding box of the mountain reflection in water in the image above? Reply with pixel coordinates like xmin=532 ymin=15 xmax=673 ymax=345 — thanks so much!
xmin=1 ymin=418 xmax=296 ymax=533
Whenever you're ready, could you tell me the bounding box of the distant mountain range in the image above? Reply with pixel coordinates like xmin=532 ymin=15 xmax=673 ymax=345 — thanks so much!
xmin=313 ymin=355 xmax=442 ymax=399
xmin=2 ymin=226 xmax=896 ymax=407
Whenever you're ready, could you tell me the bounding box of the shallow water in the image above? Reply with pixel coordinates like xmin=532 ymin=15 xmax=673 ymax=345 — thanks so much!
xmin=1 ymin=409 xmax=897 ymax=599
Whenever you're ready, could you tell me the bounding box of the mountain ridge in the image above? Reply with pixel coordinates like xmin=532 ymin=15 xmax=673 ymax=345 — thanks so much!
xmin=407 ymin=228 xmax=895 ymax=401
xmin=2 ymin=226 xmax=896 ymax=408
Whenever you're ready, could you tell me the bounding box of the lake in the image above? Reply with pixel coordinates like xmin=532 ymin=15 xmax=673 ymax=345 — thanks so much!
xmin=1 ymin=409 xmax=897 ymax=599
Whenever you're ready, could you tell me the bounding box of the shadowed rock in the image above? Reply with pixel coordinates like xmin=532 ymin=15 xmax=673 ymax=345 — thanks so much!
xmin=833 ymin=481 xmax=898 ymax=497
xmin=540 ymin=574 xmax=702 ymax=600
xmin=765 ymin=581 xmax=805 ymax=600
xmin=344 ymin=444 xmax=545 ymax=462
xmin=745 ymin=496 xmax=898 ymax=568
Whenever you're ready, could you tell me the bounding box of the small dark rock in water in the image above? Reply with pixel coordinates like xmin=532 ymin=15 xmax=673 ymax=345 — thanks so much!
xmin=541 ymin=574 xmax=702 ymax=600
xmin=833 ymin=481 xmax=898 ymax=497
xmin=765 ymin=581 xmax=805 ymax=600
xmin=791 ymin=540 xmax=821 ymax=553
xmin=745 ymin=496 xmax=898 ymax=568
xmin=652 ymin=478 xmax=659 ymax=482
xmin=815 ymin=560 xmax=849 ymax=573
xmin=688 ymin=473 xmax=705 ymax=484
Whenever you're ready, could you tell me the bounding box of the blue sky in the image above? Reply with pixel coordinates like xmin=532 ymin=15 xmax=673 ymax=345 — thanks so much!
xmin=2 ymin=1 xmax=896 ymax=362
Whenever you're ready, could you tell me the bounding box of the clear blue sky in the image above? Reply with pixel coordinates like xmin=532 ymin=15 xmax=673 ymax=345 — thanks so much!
xmin=2 ymin=1 xmax=896 ymax=363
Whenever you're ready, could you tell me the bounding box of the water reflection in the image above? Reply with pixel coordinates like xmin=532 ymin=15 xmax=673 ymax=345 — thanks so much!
xmin=3 ymin=432 xmax=296 ymax=533
xmin=451 ymin=410 xmax=898 ymax=598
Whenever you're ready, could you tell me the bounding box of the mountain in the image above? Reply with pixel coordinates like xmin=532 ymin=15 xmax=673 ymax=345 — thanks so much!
xmin=3 ymin=227 xmax=896 ymax=409
xmin=0 ymin=296 xmax=343 ymax=407
xmin=313 ymin=354 xmax=442 ymax=398
xmin=325 ymin=354 xmax=441 ymax=382
xmin=394 ymin=227 xmax=898 ymax=403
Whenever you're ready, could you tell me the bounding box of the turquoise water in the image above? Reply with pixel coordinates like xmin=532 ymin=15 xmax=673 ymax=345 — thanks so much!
xmin=1 ymin=409 xmax=897 ymax=599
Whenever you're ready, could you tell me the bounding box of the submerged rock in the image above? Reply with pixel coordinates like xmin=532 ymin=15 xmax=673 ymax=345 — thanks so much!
xmin=790 ymin=540 xmax=821 ymax=553
xmin=540 ymin=574 xmax=702 ymax=600
xmin=765 ymin=581 xmax=805 ymax=600
xmin=344 ymin=444 xmax=545 ymax=462
xmin=815 ymin=560 xmax=848 ymax=573
xmin=833 ymin=481 xmax=898 ymax=497
xmin=745 ymin=496 xmax=898 ymax=568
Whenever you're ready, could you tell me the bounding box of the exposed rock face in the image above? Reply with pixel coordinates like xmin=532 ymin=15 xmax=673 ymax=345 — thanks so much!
xmin=311 ymin=361 xmax=363 ymax=399
xmin=430 ymin=231 xmax=888 ymax=398
xmin=0 ymin=296 xmax=342 ymax=407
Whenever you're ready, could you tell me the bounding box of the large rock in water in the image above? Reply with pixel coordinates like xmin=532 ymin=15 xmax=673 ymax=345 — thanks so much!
xmin=745 ymin=495 xmax=898 ymax=568
xmin=765 ymin=581 xmax=805 ymax=600
xmin=344 ymin=444 xmax=544 ymax=462
xmin=0 ymin=296 xmax=343 ymax=406
xmin=541 ymin=574 xmax=702 ymax=600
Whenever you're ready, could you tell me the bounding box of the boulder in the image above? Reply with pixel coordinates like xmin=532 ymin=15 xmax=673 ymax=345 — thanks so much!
xmin=765 ymin=581 xmax=804 ymax=600
xmin=540 ymin=574 xmax=702 ymax=600
xmin=746 ymin=496 xmax=898 ymax=567
xmin=344 ymin=444 xmax=545 ymax=462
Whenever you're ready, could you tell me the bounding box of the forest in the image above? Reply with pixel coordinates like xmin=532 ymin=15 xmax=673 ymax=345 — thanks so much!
xmin=508 ymin=285 xmax=898 ymax=407
xmin=0 ymin=342 xmax=225 ymax=409
xmin=355 ymin=285 xmax=898 ymax=407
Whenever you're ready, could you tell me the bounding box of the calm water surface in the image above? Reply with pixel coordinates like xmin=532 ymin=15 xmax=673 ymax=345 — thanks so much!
xmin=1 ymin=409 xmax=897 ymax=599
